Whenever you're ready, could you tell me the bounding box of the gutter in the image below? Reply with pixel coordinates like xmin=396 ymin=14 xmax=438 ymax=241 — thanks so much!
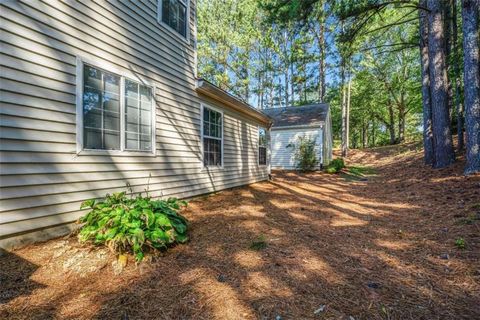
xmin=270 ymin=123 xmax=325 ymax=130
xmin=196 ymin=78 xmax=273 ymax=127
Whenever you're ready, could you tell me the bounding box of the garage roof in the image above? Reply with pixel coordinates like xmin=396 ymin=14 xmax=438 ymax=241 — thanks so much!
xmin=262 ymin=104 xmax=329 ymax=128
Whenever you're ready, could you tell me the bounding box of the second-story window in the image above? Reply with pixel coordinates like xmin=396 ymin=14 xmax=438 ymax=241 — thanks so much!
xmin=159 ymin=0 xmax=187 ymax=38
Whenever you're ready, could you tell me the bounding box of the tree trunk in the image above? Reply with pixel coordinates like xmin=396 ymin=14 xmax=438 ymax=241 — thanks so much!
xmin=283 ymin=29 xmax=290 ymax=108
xmin=462 ymin=0 xmax=480 ymax=174
xmin=398 ymin=108 xmax=406 ymax=143
xmin=452 ymin=0 xmax=465 ymax=150
xmin=371 ymin=117 xmax=376 ymax=146
xmin=362 ymin=120 xmax=368 ymax=149
xmin=346 ymin=75 xmax=351 ymax=150
xmin=419 ymin=0 xmax=435 ymax=165
xmin=388 ymin=104 xmax=396 ymax=144
xmin=318 ymin=0 xmax=326 ymax=102
xmin=340 ymin=56 xmax=347 ymax=157
xmin=445 ymin=0 xmax=454 ymax=118
xmin=427 ymin=0 xmax=455 ymax=168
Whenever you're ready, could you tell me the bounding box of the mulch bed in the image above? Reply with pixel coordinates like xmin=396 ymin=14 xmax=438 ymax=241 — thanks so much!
xmin=1 ymin=143 xmax=479 ymax=319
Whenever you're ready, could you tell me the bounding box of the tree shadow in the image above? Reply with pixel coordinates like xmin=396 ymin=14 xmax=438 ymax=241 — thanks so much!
xmin=0 ymin=249 xmax=46 ymax=305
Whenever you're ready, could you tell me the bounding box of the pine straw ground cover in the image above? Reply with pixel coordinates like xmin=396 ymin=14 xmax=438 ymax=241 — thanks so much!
xmin=1 ymin=143 xmax=479 ymax=320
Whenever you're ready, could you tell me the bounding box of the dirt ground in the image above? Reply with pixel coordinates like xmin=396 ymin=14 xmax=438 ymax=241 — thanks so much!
xmin=1 ymin=143 xmax=479 ymax=320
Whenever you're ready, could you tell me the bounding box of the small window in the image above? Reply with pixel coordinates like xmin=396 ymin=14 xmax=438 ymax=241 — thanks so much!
xmin=159 ymin=0 xmax=187 ymax=38
xmin=202 ymin=105 xmax=222 ymax=167
xmin=258 ymin=127 xmax=267 ymax=165
xmin=83 ymin=65 xmax=121 ymax=150
xmin=79 ymin=62 xmax=155 ymax=153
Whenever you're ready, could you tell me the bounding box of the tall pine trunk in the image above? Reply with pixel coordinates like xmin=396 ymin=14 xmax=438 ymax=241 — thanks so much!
xmin=427 ymin=0 xmax=455 ymax=168
xmin=318 ymin=0 xmax=326 ymax=102
xmin=283 ymin=29 xmax=290 ymax=107
xmin=419 ymin=1 xmax=435 ymax=164
xmin=346 ymin=75 xmax=351 ymax=151
xmin=340 ymin=58 xmax=347 ymax=157
xmin=462 ymin=0 xmax=480 ymax=174
xmin=319 ymin=22 xmax=326 ymax=102
xmin=452 ymin=0 xmax=464 ymax=150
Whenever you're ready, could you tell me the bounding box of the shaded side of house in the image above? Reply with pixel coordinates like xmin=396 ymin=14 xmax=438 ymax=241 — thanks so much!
xmin=0 ymin=0 xmax=272 ymax=249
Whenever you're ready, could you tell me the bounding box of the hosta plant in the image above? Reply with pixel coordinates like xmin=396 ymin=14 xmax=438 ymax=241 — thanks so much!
xmin=77 ymin=192 xmax=188 ymax=262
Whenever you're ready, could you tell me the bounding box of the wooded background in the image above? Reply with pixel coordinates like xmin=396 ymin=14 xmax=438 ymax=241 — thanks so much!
xmin=197 ymin=0 xmax=479 ymax=174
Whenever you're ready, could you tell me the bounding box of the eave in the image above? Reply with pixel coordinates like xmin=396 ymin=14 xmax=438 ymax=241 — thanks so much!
xmin=196 ymin=78 xmax=273 ymax=127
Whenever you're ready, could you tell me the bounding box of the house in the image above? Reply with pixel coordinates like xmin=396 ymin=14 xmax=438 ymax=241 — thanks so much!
xmin=0 ymin=0 xmax=272 ymax=249
xmin=262 ymin=104 xmax=332 ymax=170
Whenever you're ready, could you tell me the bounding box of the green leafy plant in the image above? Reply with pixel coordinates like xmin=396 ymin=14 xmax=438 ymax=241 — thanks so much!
xmin=287 ymin=136 xmax=319 ymax=172
xmin=78 ymin=192 xmax=188 ymax=262
xmin=455 ymin=237 xmax=466 ymax=249
xmin=326 ymin=158 xmax=345 ymax=174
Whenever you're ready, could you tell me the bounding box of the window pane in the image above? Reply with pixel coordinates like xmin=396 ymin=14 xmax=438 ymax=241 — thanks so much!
xmin=259 ymin=146 xmax=267 ymax=165
xmin=84 ymin=128 xmax=102 ymax=149
xmin=203 ymin=107 xmax=221 ymax=138
xmin=203 ymin=137 xmax=221 ymax=166
xmin=83 ymin=65 xmax=120 ymax=150
xmin=259 ymin=128 xmax=267 ymax=146
xmin=126 ymin=132 xmax=139 ymax=150
xmin=161 ymin=0 xmax=187 ymax=37
xmin=124 ymin=80 xmax=152 ymax=151
xmin=104 ymin=131 xmax=120 ymax=150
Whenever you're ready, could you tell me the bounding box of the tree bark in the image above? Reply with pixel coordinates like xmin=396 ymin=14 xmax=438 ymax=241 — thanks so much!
xmin=346 ymin=75 xmax=351 ymax=150
xmin=318 ymin=0 xmax=326 ymax=102
xmin=427 ymin=0 xmax=456 ymax=168
xmin=283 ymin=29 xmax=290 ymax=108
xmin=445 ymin=0 xmax=454 ymax=118
xmin=452 ymin=0 xmax=464 ymax=150
xmin=419 ymin=0 xmax=435 ymax=165
xmin=462 ymin=0 xmax=480 ymax=174
xmin=388 ymin=104 xmax=396 ymax=144
xmin=341 ymin=58 xmax=347 ymax=157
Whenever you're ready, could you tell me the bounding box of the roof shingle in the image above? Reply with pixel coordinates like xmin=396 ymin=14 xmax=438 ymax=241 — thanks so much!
xmin=261 ymin=104 xmax=329 ymax=127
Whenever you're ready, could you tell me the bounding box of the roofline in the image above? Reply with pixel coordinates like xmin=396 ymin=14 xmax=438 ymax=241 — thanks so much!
xmin=196 ymin=79 xmax=273 ymax=126
xmin=263 ymin=103 xmax=330 ymax=111
xmin=270 ymin=123 xmax=325 ymax=130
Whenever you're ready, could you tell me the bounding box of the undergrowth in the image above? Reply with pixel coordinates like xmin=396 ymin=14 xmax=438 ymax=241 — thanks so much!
xmin=77 ymin=192 xmax=188 ymax=262
xmin=326 ymin=158 xmax=345 ymax=174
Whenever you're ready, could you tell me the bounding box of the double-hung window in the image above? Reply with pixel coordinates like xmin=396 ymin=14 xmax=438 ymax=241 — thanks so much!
xmin=202 ymin=105 xmax=223 ymax=167
xmin=258 ymin=127 xmax=267 ymax=165
xmin=79 ymin=61 xmax=155 ymax=153
xmin=158 ymin=0 xmax=188 ymax=38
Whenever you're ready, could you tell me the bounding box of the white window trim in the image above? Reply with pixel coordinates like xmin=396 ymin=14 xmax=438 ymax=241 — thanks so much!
xmin=258 ymin=126 xmax=268 ymax=167
xmin=157 ymin=0 xmax=191 ymax=44
xmin=200 ymin=103 xmax=224 ymax=169
xmin=76 ymin=57 xmax=156 ymax=156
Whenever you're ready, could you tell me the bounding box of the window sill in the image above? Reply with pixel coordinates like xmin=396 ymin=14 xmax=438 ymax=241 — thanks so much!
xmin=76 ymin=149 xmax=156 ymax=157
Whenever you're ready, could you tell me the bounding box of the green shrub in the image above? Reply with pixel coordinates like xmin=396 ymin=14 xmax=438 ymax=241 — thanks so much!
xmin=455 ymin=237 xmax=466 ymax=249
xmin=77 ymin=192 xmax=188 ymax=262
xmin=249 ymin=235 xmax=267 ymax=251
xmin=326 ymin=158 xmax=345 ymax=174
xmin=288 ymin=136 xmax=319 ymax=172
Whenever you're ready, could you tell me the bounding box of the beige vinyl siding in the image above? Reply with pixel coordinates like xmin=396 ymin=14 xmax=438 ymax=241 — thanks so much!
xmin=0 ymin=0 xmax=269 ymax=245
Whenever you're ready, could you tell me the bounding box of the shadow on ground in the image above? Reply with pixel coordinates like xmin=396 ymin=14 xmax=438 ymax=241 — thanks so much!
xmin=1 ymin=145 xmax=479 ymax=319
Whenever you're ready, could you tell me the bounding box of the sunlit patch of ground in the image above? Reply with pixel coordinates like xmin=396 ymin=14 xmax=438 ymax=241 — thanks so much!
xmin=1 ymin=143 xmax=479 ymax=319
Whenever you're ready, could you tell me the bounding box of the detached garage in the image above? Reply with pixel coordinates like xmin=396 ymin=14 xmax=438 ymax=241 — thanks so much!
xmin=263 ymin=104 xmax=332 ymax=170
